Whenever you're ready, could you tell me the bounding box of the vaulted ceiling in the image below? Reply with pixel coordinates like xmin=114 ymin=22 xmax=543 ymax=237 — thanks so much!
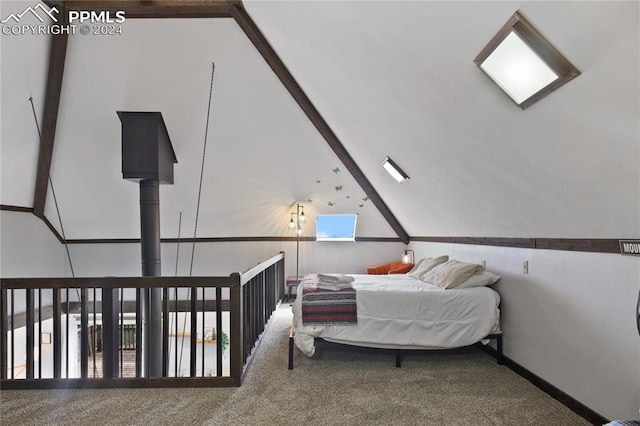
xmin=1 ymin=1 xmax=638 ymax=242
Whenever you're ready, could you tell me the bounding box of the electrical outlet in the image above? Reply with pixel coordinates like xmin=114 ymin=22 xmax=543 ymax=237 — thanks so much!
xmin=522 ymin=260 xmax=529 ymax=274
xmin=481 ymin=260 xmax=486 ymax=268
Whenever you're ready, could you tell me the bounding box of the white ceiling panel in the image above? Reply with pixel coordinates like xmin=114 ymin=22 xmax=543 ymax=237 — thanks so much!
xmin=2 ymin=1 xmax=639 ymax=241
xmin=46 ymin=17 xmax=396 ymax=239
xmin=0 ymin=1 xmax=50 ymax=207
xmin=245 ymin=1 xmax=639 ymax=238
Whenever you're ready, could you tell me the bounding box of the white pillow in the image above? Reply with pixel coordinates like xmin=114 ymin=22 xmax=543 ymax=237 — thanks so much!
xmin=455 ymin=271 xmax=501 ymax=289
xmin=407 ymin=258 xmax=425 ymax=275
xmin=407 ymin=255 xmax=449 ymax=279
xmin=420 ymin=259 xmax=484 ymax=289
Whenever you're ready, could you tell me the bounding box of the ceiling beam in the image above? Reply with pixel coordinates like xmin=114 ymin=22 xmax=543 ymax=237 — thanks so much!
xmin=48 ymin=1 xmax=240 ymax=18
xmin=33 ymin=8 xmax=69 ymax=218
xmin=231 ymin=4 xmax=410 ymax=244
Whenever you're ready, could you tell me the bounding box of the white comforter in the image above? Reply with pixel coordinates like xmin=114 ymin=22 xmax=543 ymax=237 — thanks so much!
xmin=293 ymin=274 xmax=501 ymax=357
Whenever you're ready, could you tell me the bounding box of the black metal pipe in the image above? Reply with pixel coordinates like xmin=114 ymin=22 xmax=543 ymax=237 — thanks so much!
xmin=140 ymin=179 xmax=161 ymax=277
xmin=140 ymin=179 xmax=163 ymax=377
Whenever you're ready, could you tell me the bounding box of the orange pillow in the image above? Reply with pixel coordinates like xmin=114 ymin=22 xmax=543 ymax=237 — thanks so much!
xmin=388 ymin=263 xmax=413 ymax=274
xmin=365 ymin=264 xmax=388 ymax=274
xmin=366 ymin=261 xmax=413 ymax=274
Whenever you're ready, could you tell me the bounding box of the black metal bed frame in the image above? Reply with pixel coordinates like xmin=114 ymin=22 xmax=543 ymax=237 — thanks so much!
xmin=288 ymin=325 xmax=503 ymax=370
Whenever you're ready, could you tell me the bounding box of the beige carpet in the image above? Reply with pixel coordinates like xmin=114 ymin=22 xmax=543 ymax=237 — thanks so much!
xmin=1 ymin=304 xmax=590 ymax=425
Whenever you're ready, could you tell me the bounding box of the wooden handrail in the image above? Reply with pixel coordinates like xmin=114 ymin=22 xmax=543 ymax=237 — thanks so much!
xmin=1 ymin=276 xmax=236 ymax=290
xmin=239 ymin=252 xmax=285 ymax=285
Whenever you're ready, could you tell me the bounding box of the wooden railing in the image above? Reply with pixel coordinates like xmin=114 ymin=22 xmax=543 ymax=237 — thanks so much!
xmin=0 ymin=252 xmax=284 ymax=389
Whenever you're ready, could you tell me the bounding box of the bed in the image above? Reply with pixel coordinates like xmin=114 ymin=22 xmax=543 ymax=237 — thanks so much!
xmin=288 ymin=264 xmax=502 ymax=368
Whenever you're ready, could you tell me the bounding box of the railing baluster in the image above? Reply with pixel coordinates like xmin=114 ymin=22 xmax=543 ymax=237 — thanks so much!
xmin=216 ymin=287 xmax=222 ymax=377
xmin=258 ymin=276 xmax=262 ymax=340
xmin=65 ymin=288 xmax=69 ymax=378
xmin=162 ymin=287 xmax=168 ymax=377
xmin=0 ymin=289 xmax=4 ymax=380
xmin=119 ymin=288 xmax=123 ymax=377
xmin=135 ymin=288 xmax=142 ymax=378
xmin=80 ymin=288 xmax=88 ymax=378
xmin=10 ymin=289 xmax=14 ymax=379
xmin=53 ymin=288 xmax=61 ymax=378
xmin=26 ymin=288 xmax=34 ymax=379
xmin=229 ymin=273 xmax=242 ymax=382
xmin=253 ymin=277 xmax=259 ymax=344
xmin=242 ymin=284 xmax=248 ymax=364
xmin=258 ymin=274 xmax=263 ymax=334
xmin=1 ymin=288 xmax=7 ymax=380
xmin=264 ymin=268 xmax=270 ymax=322
xmin=201 ymin=286 xmax=205 ymax=377
xmin=271 ymin=266 xmax=276 ymax=311
xmin=252 ymin=278 xmax=256 ymax=351
xmin=258 ymin=273 xmax=263 ymax=336
xmin=38 ymin=289 xmax=42 ymax=379
xmin=190 ymin=287 xmax=196 ymax=377
xmin=174 ymin=287 xmax=178 ymax=377
xmin=102 ymin=288 xmax=118 ymax=379
xmin=247 ymin=281 xmax=252 ymax=355
xmin=92 ymin=288 xmax=97 ymax=378
xmin=268 ymin=268 xmax=273 ymax=317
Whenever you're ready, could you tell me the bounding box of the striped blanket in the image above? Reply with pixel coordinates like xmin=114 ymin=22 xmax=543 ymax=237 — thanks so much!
xmin=301 ymin=275 xmax=357 ymax=326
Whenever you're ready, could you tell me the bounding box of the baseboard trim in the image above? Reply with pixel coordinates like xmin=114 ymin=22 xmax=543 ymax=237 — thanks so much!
xmin=480 ymin=345 xmax=608 ymax=425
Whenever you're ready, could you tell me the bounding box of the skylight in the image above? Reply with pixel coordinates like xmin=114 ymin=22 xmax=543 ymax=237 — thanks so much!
xmin=382 ymin=157 xmax=410 ymax=183
xmin=474 ymin=10 xmax=580 ymax=109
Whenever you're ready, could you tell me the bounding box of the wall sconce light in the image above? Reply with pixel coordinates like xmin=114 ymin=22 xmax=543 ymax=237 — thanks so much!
xmin=402 ymin=249 xmax=415 ymax=265
xmin=383 ymin=157 xmax=410 ymax=183
xmin=41 ymin=332 xmax=52 ymax=344
xmin=474 ymin=10 xmax=580 ymax=109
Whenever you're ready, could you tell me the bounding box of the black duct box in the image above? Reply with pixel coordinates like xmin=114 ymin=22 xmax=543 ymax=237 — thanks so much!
xmin=118 ymin=111 xmax=177 ymax=184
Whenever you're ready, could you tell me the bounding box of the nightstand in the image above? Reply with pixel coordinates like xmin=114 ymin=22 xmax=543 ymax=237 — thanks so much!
xmin=286 ymin=276 xmax=303 ymax=301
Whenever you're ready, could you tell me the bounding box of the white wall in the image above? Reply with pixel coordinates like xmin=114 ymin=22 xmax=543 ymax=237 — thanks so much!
xmin=0 ymin=211 xmax=68 ymax=277
xmin=410 ymin=241 xmax=640 ymax=422
xmin=67 ymin=239 xmax=407 ymax=279
xmin=8 ymin=210 xmax=638 ymax=420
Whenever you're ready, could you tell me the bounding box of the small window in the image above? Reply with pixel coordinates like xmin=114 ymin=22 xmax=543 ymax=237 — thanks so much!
xmin=316 ymin=214 xmax=357 ymax=242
